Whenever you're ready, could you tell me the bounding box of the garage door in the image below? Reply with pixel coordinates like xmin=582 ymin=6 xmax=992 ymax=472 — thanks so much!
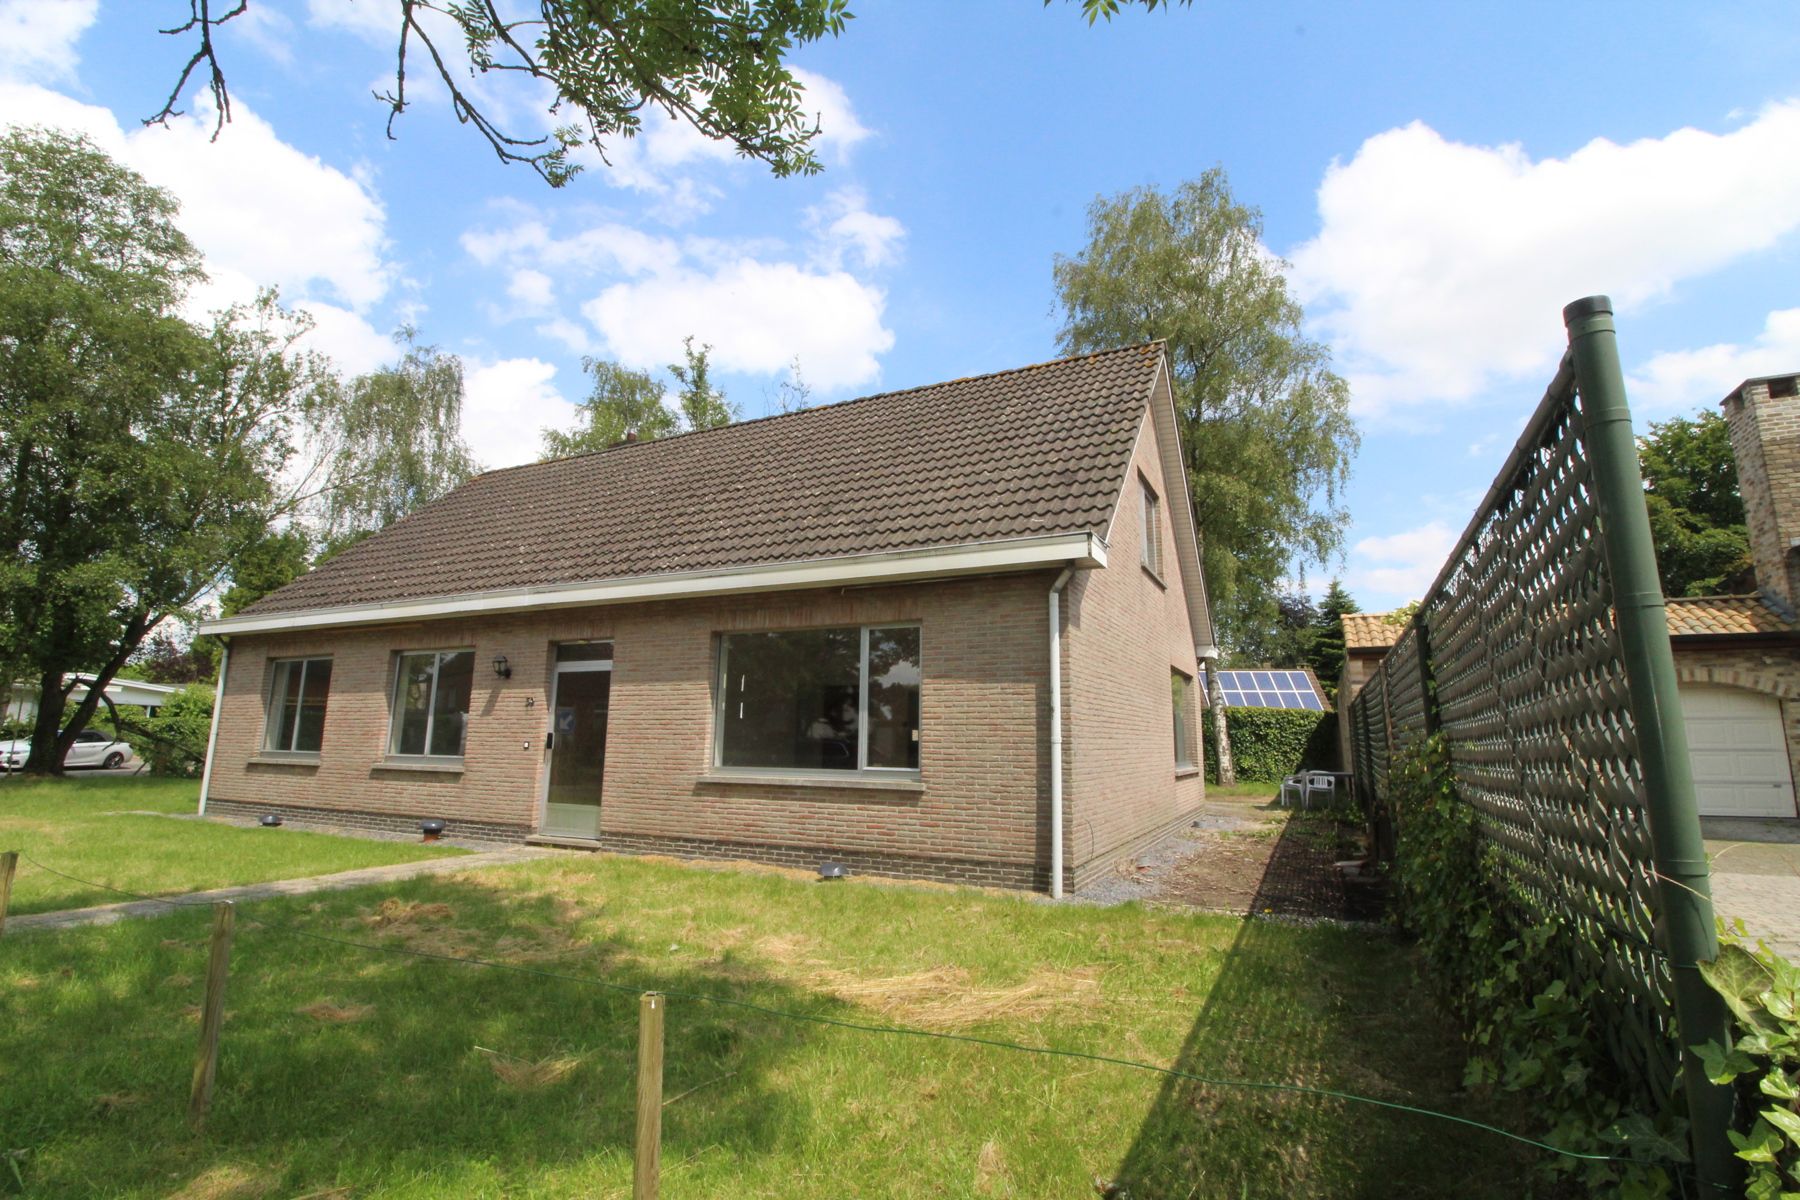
xmin=1680 ymin=684 xmax=1798 ymax=818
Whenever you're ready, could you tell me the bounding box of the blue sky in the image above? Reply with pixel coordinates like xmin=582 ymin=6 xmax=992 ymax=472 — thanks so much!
xmin=5 ymin=1 xmax=1799 ymax=611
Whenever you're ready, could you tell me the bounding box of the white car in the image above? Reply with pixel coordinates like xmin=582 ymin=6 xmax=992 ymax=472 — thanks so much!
xmin=0 ymin=729 xmax=136 ymax=771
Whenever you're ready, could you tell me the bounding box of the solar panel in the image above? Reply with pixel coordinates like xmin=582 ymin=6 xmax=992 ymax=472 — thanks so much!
xmin=1211 ymin=668 xmax=1325 ymax=710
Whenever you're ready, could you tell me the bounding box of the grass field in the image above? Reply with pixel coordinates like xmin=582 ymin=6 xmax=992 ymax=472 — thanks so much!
xmin=1 ymin=844 xmax=1544 ymax=1198
xmin=0 ymin=775 xmax=463 ymax=916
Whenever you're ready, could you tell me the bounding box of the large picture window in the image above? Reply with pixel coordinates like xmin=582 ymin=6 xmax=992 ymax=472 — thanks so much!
xmin=266 ymin=658 xmax=332 ymax=753
xmin=390 ymin=649 xmax=475 ymax=758
xmin=716 ymin=625 xmax=921 ymax=774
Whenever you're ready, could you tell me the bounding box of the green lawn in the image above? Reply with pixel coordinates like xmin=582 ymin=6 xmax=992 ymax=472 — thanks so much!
xmin=0 ymin=849 xmax=1544 ymax=1198
xmin=0 ymin=774 xmax=463 ymax=916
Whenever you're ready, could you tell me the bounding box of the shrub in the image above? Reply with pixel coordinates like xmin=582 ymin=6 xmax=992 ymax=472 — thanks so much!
xmin=1696 ymin=938 xmax=1800 ymax=1197
xmin=133 ymin=684 xmax=213 ymax=776
xmin=1387 ymin=735 xmax=1685 ymax=1195
xmin=1205 ymin=706 xmax=1334 ymax=783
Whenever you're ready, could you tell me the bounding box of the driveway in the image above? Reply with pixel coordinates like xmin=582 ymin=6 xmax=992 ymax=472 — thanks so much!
xmin=1704 ymin=817 xmax=1800 ymax=960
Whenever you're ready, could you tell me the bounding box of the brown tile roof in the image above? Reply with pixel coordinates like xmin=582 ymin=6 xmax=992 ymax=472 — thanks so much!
xmin=1342 ymin=596 xmax=1797 ymax=660
xmin=1342 ymin=612 xmax=1405 ymax=651
xmin=1665 ymin=594 xmax=1800 ymax=638
xmin=243 ymin=343 xmax=1165 ymax=617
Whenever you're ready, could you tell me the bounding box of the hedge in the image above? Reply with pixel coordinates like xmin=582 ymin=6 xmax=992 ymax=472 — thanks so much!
xmin=1204 ymin=706 xmax=1336 ymax=783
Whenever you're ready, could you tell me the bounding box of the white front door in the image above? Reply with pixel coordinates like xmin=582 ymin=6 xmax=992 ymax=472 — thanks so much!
xmin=1681 ymin=684 xmax=1799 ymax=818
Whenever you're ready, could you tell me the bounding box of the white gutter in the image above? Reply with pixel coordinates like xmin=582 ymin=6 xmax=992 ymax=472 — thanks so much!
xmin=1048 ymin=566 xmax=1075 ymax=898
xmin=200 ymin=532 xmax=1108 ymax=637
xmin=197 ymin=639 xmax=230 ymax=816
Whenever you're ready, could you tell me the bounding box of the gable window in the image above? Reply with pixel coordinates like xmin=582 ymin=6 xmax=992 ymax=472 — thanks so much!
xmin=1140 ymin=476 xmax=1164 ymax=577
xmin=266 ymin=658 xmax=332 ymax=754
xmin=1172 ymin=669 xmax=1195 ymax=769
xmin=716 ymin=625 xmax=921 ymax=775
xmin=390 ymin=650 xmax=475 ymax=758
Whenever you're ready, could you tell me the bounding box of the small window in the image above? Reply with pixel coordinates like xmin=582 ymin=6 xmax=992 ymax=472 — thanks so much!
xmin=1140 ymin=477 xmax=1163 ymax=577
xmin=266 ymin=658 xmax=332 ymax=754
xmin=390 ymin=650 xmax=475 ymax=758
xmin=1172 ymin=670 xmax=1195 ymax=769
xmin=717 ymin=625 xmax=921 ymax=774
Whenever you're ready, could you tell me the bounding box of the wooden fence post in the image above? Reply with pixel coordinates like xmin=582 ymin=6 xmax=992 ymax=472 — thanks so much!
xmin=635 ymin=991 xmax=666 ymax=1200
xmin=188 ymin=901 xmax=235 ymax=1132
xmin=0 ymin=851 xmax=17 ymax=936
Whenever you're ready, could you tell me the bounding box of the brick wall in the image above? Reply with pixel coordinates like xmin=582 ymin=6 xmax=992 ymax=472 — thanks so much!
xmin=1064 ymin=393 xmax=1206 ymax=882
xmin=1723 ymin=375 xmax=1800 ymax=613
xmin=210 ymin=574 xmax=1061 ymax=885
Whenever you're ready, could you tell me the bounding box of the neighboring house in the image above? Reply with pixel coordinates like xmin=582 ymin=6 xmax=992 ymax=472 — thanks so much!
xmin=197 ymin=344 xmax=1218 ymax=893
xmin=1335 ymin=370 xmax=1800 ymax=822
xmin=4 ymin=675 xmax=184 ymax=725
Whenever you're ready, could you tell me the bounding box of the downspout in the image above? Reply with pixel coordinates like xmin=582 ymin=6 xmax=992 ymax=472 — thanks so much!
xmin=1048 ymin=566 xmax=1074 ymax=898
xmin=197 ymin=639 xmax=230 ymax=816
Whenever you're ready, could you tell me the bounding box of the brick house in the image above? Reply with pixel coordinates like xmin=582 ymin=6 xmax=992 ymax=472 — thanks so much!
xmin=1336 ymin=370 xmax=1800 ymax=821
xmin=197 ymin=344 xmax=1218 ymax=893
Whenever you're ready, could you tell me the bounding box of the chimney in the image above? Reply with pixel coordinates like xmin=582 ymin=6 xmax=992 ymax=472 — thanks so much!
xmin=1721 ymin=372 xmax=1800 ymax=614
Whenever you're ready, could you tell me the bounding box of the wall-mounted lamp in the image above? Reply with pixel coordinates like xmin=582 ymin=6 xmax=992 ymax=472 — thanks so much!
xmin=492 ymin=654 xmax=512 ymax=679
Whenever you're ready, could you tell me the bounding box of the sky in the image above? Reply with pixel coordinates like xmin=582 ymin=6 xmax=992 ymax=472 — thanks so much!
xmin=3 ymin=1 xmax=1798 ymax=612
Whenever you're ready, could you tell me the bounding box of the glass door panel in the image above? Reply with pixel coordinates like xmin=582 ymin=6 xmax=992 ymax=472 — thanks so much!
xmin=544 ymin=668 xmax=610 ymax=837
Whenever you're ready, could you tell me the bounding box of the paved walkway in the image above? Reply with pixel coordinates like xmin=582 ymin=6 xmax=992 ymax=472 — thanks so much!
xmin=1706 ymin=833 xmax=1800 ymax=961
xmin=7 ymin=846 xmax=556 ymax=933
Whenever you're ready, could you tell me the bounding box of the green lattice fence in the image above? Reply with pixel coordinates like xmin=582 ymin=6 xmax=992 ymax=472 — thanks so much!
xmin=1345 ymin=299 xmax=1734 ymax=1188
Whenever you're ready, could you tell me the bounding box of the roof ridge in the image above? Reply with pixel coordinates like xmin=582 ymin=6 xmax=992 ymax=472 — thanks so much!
xmin=476 ymin=340 xmax=1166 ymax=479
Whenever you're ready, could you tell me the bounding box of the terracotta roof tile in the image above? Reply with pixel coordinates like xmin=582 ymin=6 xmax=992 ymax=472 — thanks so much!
xmin=1342 ymin=612 xmax=1405 ymax=651
xmin=1343 ymin=596 xmax=1797 ymax=660
xmin=1664 ymin=594 xmax=1799 ymax=638
xmin=244 ymin=344 xmax=1165 ymax=617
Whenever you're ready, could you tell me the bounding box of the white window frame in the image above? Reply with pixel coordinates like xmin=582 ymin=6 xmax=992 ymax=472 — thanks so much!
xmin=388 ymin=648 xmax=475 ymax=760
xmin=264 ymin=657 xmax=332 ymax=755
xmin=714 ymin=623 xmax=922 ymax=779
xmin=1140 ymin=475 xmax=1164 ymax=577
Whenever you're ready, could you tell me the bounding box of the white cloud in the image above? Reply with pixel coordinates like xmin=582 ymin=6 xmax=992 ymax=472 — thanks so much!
xmin=461 ymin=357 xmax=577 ymax=470
xmin=0 ymin=0 xmax=97 ymax=84
xmin=1291 ymin=102 xmax=1800 ymax=417
xmin=791 ymin=68 xmax=870 ymax=160
xmin=1346 ymin=520 xmax=1457 ymax=605
xmin=584 ymin=259 xmax=893 ymax=391
xmin=0 ymin=83 xmax=393 ymax=316
xmin=584 ymin=68 xmax=871 ymax=219
xmin=507 ymin=268 xmax=556 ymax=311
xmin=1629 ymin=308 xmax=1800 ymax=415
xmin=807 ymin=187 xmax=905 ymax=270
xmin=305 ymin=0 xmax=396 ymax=45
xmin=296 ymin=302 xmax=396 ymax=377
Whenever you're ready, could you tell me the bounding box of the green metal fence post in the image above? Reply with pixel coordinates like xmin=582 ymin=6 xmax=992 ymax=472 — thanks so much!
xmin=1564 ymin=295 xmax=1738 ymax=1194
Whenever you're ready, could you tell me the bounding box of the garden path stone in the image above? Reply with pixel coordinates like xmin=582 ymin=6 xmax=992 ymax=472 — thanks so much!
xmin=7 ymin=846 xmax=556 ymax=933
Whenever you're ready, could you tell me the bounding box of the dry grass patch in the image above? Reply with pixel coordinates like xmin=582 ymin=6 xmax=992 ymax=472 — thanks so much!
xmin=166 ymin=1165 xmax=277 ymax=1200
xmin=296 ymin=1002 xmax=375 ymax=1024
xmin=821 ymin=964 xmax=1104 ymax=1031
xmin=476 ymin=1046 xmax=583 ymax=1090
xmin=973 ymin=1139 xmax=1013 ymax=1197
xmin=358 ymin=899 xmax=453 ymax=929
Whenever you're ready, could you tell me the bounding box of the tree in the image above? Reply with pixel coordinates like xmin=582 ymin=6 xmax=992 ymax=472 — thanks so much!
xmin=1640 ymin=410 xmax=1753 ymax=598
xmin=540 ymin=358 xmax=677 ymax=459
xmin=144 ymin=3 xmax=1185 ymax=187
xmin=1306 ymin=579 xmax=1358 ymax=702
xmin=669 ymin=337 xmax=739 ymax=431
xmin=1230 ymin=591 xmax=1317 ymax=668
xmin=151 ymin=0 xmax=855 ymax=187
xmin=1053 ymin=170 xmax=1359 ymax=653
xmin=0 ymin=128 xmax=331 ymax=774
xmin=316 ymin=329 xmax=477 ymax=552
